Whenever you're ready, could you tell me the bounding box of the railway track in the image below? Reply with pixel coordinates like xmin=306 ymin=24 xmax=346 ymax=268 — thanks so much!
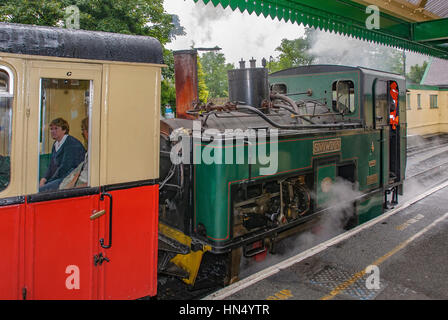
xmin=407 ymin=134 xmax=448 ymax=157
xmin=156 ymin=253 xmax=229 ymax=300
xmin=407 ymin=161 xmax=448 ymax=182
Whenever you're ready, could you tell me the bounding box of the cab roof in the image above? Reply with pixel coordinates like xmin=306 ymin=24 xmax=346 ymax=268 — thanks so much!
xmin=270 ymin=64 xmax=406 ymax=81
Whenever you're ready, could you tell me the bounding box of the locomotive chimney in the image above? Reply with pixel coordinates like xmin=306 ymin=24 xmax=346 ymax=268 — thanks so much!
xmin=249 ymin=57 xmax=256 ymax=68
xmin=239 ymin=58 xmax=246 ymax=69
xmin=173 ymin=50 xmax=198 ymax=119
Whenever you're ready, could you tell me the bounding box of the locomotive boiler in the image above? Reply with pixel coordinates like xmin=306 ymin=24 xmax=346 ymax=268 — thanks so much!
xmin=158 ymin=51 xmax=407 ymax=288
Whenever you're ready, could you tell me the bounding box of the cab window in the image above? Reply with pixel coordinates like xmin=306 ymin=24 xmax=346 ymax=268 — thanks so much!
xmin=332 ymin=80 xmax=355 ymax=114
xmin=38 ymin=78 xmax=92 ymax=192
xmin=271 ymin=83 xmax=287 ymax=94
xmin=0 ymin=67 xmax=13 ymax=192
xmin=374 ymin=80 xmax=389 ymax=128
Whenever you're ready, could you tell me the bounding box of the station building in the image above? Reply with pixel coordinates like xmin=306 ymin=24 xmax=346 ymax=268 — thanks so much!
xmin=407 ymin=58 xmax=448 ymax=136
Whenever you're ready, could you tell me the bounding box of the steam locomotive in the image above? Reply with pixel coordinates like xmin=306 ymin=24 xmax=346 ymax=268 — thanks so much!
xmin=158 ymin=51 xmax=406 ymax=289
xmin=0 ymin=23 xmax=405 ymax=299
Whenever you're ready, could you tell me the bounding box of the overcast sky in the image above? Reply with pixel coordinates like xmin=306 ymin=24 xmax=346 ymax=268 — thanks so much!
xmin=163 ymin=0 xmax=306 ymax=67
xmin=163 ymin=0 xmax=429 ymax=70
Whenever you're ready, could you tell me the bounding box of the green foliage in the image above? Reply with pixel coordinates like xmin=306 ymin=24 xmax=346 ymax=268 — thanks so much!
xmin=407 ymin=61 xmax=428 ymax=84
xmin=0 ymin=0 xmax=176 ymax=44
xmin=0 ymin=0 xmax=184 ymax=107
xmin=73 ymin=0 xmax=174 ymax=44
xmin=387 ymin=50 xmax=405 ymax=75
xmin=0 ymin=0 xmax=63 ymax=26
xmin=161 ymin=79 xmax=176 ymax=115
xmin=161 ymin=49 xmax=176 ymax=106
xmin=267 ymin=29 xmax=315 ymax=73
xmin=197 ymin=57 xmax=209 ymax=103
xmin=200 ymin=51 xmax=234 ymax=98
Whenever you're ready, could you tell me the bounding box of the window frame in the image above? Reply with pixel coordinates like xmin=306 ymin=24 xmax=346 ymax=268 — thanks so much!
xmin=373 ymin=79 xmax=389 ymax=129
xmin=37 ymin=78 xmax=92 ymax=193
xmin=332 ymin=80 xmax=356 ymax=114
xmin=430 ymin=94 xmax=438 ymax=109
xmin=0 ymin=65 xmax=15 ymax=193
xmin=0 ymin=65 xmax=14 ymax=97
xmin=271 ymin=83 xmax=287 ymax=95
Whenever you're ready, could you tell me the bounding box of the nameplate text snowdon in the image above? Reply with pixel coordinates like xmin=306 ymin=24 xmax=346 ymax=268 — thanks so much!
xmin=313 ymin=138 xmax=342 ymax=155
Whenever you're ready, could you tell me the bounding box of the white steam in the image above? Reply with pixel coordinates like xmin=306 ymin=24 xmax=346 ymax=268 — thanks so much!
xmin=240 ymin=177 xmax=367 ymax=278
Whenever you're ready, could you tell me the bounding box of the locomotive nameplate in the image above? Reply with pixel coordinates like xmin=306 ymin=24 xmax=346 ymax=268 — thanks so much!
xmin=313 ymin=138 xmax=341 ymax=155
xmin=367 ymin=174 xmax=378 ymax=185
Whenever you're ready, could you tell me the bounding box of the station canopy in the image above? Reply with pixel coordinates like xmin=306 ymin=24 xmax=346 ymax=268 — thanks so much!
xmin=194 ymin=0 xmax=448 ymax=59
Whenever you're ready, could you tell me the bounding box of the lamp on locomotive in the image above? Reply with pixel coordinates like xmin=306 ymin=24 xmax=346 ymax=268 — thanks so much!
xmin=389 ymin=81 xmax=399 ymax=130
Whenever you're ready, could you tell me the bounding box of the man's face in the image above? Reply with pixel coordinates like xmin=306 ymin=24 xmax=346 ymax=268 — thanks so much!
xmin=81 ymin=127 xmax=88 ymax=142
xmin=50 ymin=125 xmax=66 ymax=142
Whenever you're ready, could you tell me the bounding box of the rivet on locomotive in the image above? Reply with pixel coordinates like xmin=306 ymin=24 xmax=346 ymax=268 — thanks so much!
xmin=158 ymin=50 xmax=406 ymax=289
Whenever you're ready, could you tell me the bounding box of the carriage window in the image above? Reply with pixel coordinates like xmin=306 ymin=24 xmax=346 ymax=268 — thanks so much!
xmin=0 ymin=68 xmax=13 ymax=192
xmin=38 ymin=78 xmax=92 ymax=193
xmin=332 ymin=80 xmax=355 ymax=114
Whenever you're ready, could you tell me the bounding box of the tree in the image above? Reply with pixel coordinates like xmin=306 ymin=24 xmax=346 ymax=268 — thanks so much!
xmin=267 ymin=29 xmax=315 ymax=73
xmin=197 ymin=57 xmax=209 ymax=103
xmin=0 ymin=0 xmax=63 ymax=26
xmin=385 ymin=50 xmax=405 ymax=75
xmin=0 ymin=0 xmax=176 ymax=42
xmin=161 ymin=48 xmax=177 ymax=112
xmin=0 ymin=0 xmax=184 ymax=106
xmin=160 ymin=79 xmax=176 ymax=114
xmin=407 ymin=61 xmax=428 ymax=84
xmin=200 ymin=51 xmax=234 ymax=98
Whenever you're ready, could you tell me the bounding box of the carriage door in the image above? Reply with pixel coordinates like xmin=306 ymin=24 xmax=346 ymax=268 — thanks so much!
xmin=0 ymin=65 xmax=23 ymax=300
xmin=24 ymin=62 xmax=102 ymax=299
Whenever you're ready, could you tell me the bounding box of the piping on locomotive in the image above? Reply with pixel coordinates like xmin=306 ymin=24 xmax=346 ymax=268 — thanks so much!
xmin=158 ymin=51 xmax=406 ymax=288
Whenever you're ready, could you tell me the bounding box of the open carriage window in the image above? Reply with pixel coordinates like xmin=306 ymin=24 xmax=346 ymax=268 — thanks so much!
xmin=0 ymin=67 xmax=13 ymax=192
xmin=332 ymin=80 xmax=355 ymax=114
xmin=38 ymin=78 xmax=92 ymax=193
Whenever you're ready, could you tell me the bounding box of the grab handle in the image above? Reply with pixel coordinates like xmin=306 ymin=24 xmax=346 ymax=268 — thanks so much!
xmin=99 ymin=192 xmax=113 ymax=249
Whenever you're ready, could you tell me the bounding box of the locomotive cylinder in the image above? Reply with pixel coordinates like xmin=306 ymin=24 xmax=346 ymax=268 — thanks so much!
xmin=228 ymin=59 xmax=270 ymax=108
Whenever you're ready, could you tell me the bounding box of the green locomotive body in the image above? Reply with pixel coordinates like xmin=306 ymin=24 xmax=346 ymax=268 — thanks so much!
xmin=159 ymin=64 xmax=406 ymax=287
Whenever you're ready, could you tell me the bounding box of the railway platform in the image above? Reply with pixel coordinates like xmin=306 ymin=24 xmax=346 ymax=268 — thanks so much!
xmin=204 ymin=181 xmax=448 ymax=300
